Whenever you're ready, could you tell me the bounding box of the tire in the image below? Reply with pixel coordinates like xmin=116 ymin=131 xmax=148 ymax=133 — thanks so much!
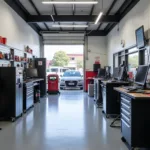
xmin=60 ymin=87 xmax=63 ymax=90
xmin=80 ymin=87 xmax=83 ymax=90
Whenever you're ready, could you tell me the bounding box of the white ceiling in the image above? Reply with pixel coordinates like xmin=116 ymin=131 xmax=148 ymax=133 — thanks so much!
xmin=19 ymin=0 xmax=127 ymax=31
xmin=19 ymin=0 xmax=126 ymax=15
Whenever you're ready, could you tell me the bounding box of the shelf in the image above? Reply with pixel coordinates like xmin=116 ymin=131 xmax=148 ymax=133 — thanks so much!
xmin=0 ymin=59 xmax=10 ymax=62
xmin=0 ymin=59 xmax=28 ymax=63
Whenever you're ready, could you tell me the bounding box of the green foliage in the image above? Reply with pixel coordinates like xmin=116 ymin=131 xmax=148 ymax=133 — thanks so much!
xmin=77 ymin=60 xmax=83 ymax=69
xmin=52 ymin=51 xmax=69 ymax=67
xmin=128 ymin=54 xmax=138 ymax=68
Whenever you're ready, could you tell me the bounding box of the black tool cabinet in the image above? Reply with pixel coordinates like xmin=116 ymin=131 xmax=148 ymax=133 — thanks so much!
xmin=0 ymin=67 xmax=23 ymax=121
xmin=23 ymin=82 xmax=34 ymax=113
xmin=120 ymin=93 xmax=150 ymax=150
xmin=101 ymin=81 xmax=129 ymax=118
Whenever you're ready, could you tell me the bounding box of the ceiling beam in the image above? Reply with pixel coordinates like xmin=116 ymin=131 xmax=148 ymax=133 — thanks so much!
xmin=90 ymin=5 xmax=95 ymax=16
xmin=27 ymin=15 xmax=120 ymax=23
xmin=15 ymin=0 xmax=30 ymax=15
xmin=5 ymin=0 xmax=27 ymax=21
xmin=116 ymin=0 xmax=132 ymax=15
xmin=28 ymin=0 xmax=50 ymax=31
xmin=52 ymin=5 xmax=62 ymax=30
xmin=4 ymin=0 xmax=40 ymax=34
xmin=53 ymin=5 xmax=58 ymax=15
xmin=119 ymin=0 xmax=140 ymax=20
xmin=105 ymin=0 xmax=140 ymax=34
xmin=72 ymin=4 xmax=75 ymax=15
xmin=106 ymin=0 xmax=118 ymax=15
xmin=97 ymin=0 xmax=118 ymax=30
xmin=40 ymin=30 xmax=107 ymax=36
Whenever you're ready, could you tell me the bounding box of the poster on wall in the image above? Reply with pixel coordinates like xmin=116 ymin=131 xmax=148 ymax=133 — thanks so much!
xmin=95 ymin=56 xmax=100 ymax=64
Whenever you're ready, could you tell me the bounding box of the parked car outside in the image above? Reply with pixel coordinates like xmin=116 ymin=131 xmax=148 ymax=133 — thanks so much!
xmin=60 ymin=70 xmax=83 ymax=90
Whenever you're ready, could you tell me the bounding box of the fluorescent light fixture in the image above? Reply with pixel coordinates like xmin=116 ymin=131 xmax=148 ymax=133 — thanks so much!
xmin=50 ymin=15 xmax=55 ymax=22
xmin=52 ymin=25 xmax=88 ymax=28
xmin=94 ymin=12 xmax=103 ymax=24
xmin=42 ymin=1 xmax=98 ymax=4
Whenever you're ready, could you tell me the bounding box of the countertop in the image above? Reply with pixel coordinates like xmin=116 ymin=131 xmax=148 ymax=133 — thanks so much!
xmin=23 ymin=78 xmax=44 ymax=84
xmin=101 ymin=80 xmax=129 ymax=85
xmin=114 ymin=87 xmax=150 ymax=99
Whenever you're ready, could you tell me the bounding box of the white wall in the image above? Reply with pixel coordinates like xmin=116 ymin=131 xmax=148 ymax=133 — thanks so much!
xmin=107 ymin=0 xmax=150 ymax=71
xmin=85 ymin=36 xmax=107 ymax=71
xmin=0 ymin=1 xmax=40 ymax=57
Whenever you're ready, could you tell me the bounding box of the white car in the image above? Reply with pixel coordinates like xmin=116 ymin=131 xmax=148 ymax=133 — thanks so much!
xmin=60 ymin=70 xmax=83 ymax=90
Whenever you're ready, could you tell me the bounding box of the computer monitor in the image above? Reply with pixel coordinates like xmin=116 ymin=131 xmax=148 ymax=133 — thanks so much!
xmin=113 ymin=67 xmax=119 ymax=79
xmin=135 ymin=65 xmax=149 ymax=86
xmin=118 ymin=67 xmax=125 ymax=81
xmin=97 ymin=68 xmax=106 ymax=77
xmin=105 ymin=66 xmax=111 ymax=78
xmin=135 ymin=26 xmax=145 ymax=49
xmin=26 ymin=68 xmax=38 ymax=78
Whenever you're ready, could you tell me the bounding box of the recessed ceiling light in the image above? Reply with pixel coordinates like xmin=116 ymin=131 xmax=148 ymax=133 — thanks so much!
xmin=95 ymin=12 xmax=103 ymax=24
xmin=52 ymin=25 xmax=88 ymax=28
xmin=42 ymin=1 xmax=98 ymax=4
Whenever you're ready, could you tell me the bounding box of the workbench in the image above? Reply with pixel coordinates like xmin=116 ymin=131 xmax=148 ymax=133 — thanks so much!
xmin=114 ymin=87 xmax=150 ymax=150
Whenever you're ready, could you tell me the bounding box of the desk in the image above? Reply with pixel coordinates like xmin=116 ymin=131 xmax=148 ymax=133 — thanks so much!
xmin=101 ymin=81 xmax=129 ymax=118
xmin=23 ymin=78 xmax=44 ymax=113
xmin=114 ymin=87 xmax=150 ymax=150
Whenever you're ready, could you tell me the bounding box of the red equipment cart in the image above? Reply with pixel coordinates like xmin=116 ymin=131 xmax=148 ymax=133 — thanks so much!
xmin=48 ymin=74 xmax=59 ymax=94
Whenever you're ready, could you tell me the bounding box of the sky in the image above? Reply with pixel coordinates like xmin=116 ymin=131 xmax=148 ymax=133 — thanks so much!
xmin=44 ymin=45 xmax=84 ymax=60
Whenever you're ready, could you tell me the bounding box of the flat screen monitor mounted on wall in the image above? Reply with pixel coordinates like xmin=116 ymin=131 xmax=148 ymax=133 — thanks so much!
xmin=135 ymin=26 xmax=145 ymax=49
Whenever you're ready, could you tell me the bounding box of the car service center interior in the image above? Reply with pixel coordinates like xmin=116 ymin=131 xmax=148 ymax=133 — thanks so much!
xmin=0 ymin=0 xmax=150 ymax=150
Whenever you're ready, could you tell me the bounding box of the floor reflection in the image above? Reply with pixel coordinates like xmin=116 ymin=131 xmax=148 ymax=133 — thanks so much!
xmin=0 ymin=90 xmax=128 ymax=150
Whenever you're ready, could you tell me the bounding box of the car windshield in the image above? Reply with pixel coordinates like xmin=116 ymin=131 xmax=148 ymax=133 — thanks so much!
xmin=63 ymin=71 xmax=81 ymax=77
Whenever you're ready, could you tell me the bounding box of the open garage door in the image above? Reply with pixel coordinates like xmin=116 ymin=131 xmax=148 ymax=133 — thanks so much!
xmin=41 ymin=32 xmax=85 ymax=45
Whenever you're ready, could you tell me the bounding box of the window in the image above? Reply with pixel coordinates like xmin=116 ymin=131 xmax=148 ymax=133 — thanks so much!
xmin=128 ymin=52 xmax=139 ymax=77
xmin=120 ymin=56 xmax=125 ymax=64
xmin=114 ymin=54 xmax=118 ymax=68
xmin=128 ymin=47 xmax=138 ymax=53
xmin=51 ymin=68 xmax=58 ymax=72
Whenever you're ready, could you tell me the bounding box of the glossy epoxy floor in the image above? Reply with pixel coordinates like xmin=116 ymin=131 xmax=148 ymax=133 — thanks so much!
xmin=0 ymin=90 xmax=128 ymax=150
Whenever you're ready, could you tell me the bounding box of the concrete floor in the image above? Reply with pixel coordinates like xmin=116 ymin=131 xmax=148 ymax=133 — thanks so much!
xmin=0 ymin=90 xmax=128 ymax=150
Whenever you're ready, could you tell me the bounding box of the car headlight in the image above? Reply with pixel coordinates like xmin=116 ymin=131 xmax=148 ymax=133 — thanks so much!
xmin=61 ymin=80 xmax=65 ymax=82
xmin=78 ymin=80 xmax=83 ymax=82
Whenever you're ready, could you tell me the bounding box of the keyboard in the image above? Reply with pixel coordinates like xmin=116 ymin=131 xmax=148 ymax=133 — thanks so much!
xmin=122 ymin=86 xmax=141 ymax=91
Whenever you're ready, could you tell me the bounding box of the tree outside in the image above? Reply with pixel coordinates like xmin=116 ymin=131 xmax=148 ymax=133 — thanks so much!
xmin=51 ymin=51 xmax=69 ymax=67
xmin=128 ymin=53 xmax=138 ymax=68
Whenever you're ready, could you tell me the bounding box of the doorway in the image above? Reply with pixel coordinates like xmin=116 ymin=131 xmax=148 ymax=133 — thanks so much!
xmin=44 ymin=45 xmax=84 ymax=91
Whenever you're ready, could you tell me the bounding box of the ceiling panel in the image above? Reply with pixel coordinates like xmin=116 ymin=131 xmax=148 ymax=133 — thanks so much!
xmin=75 ymin=4 xmax=92 ymax=15
xmin=55 ymin=5 xmax=73 ymax=15
xmin=19 ymin=0 xmax=38 ymax=15
xmin=46 ymin=22 xmax=60 ymax=30
xmin=93 ymin=0 xmax=114 ymax=15
xmin=87 ymin=22 xmax=99 ymax=30
xmin=37 ymin=23 xmax=47 ymax=30
xmin=31 ymin=0 xmax=54 ymax=15
xmin=99 ymin=23 xmax=108 ymax=30
xmin=110 ymin=0 xmax=125 ymax=15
